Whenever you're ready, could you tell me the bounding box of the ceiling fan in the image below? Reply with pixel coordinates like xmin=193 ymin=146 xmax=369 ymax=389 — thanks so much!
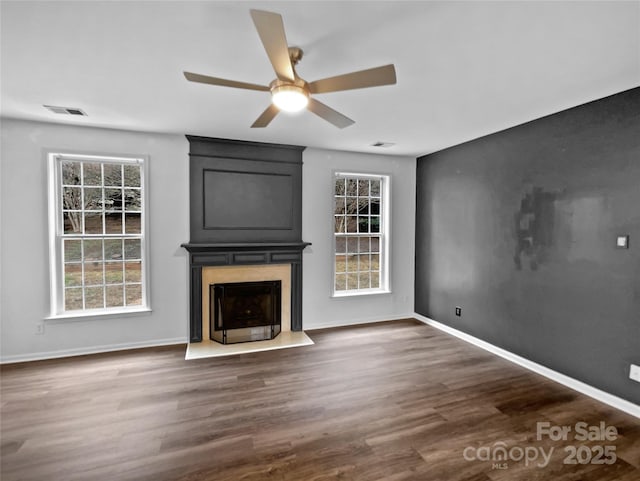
xmin=184 ymin=9 xmax=397 ymax=129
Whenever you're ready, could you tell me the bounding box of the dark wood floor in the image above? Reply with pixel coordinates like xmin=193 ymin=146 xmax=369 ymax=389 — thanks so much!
xmin=1 ymin=319 xmax=638 ymax=481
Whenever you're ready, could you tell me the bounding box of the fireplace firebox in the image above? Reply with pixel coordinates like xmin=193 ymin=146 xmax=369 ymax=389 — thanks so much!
xmin=210 ymin=280 xmax=281 ymax=344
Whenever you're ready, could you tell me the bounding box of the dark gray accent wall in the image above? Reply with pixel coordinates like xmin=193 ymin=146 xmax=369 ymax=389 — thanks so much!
xmin=415 ymin=87 xmax=640 ymax=404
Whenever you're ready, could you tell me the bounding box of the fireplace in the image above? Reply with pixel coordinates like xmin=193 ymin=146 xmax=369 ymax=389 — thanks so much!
xmin=181 ymin=136 xmax=310 ymax=343
xmin=211 ymin=280 xmax=281 ymax=344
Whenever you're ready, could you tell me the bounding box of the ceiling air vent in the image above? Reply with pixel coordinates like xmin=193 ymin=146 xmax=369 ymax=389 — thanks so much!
xmin=44 ymin=105 xmax=87 ymax=116
xmin=371 ymin=141 xmax=395 ymax=148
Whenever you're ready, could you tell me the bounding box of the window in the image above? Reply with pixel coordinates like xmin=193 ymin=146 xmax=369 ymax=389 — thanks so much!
xmin=47 ymin=153 xmax=149 ymax=317
xmin=333 ymin=173 xmax=389 ymax=295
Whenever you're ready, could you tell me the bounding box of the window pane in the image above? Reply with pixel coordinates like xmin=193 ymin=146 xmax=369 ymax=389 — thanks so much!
xmin=370 ymin=180 xmax=380 ymax=197
xmin=358 ymin=179 xmax=369 ymax=196
xmin=358 ymin=253 xmax=372 ymax=272
xmin=106 ymin=285 xmax=124 ymax=308
xmin=334 ymin=216 xmax=345 ymax=233
xmin=105 ymin=212 xmax=123 ymax=234
xmin=346 ymin=256 xmax=358 ymax=272
xmin=62 ymin=161 xmax=81 ymax=185
xmin=370 ymin=199 xmax=380 ymax=215
xmin=335 ymin=236 xmax=347 ymax=253
xmin=335 ymin=255 xmax=346 ymax=274
xmin=83 ymin=163 xmax=102 ymax=186
xmin=123 ymin=165 xmax=141 ymax=187
xmin=335 ymin=274 xmax=347 ymax=291
xmin=124 ymin=189 xmax=141 ymax=211
xmin=358 ymin=198 xmax=370 ymax=215
xmin=64 ymin=212 xmax=82 ymax=234
xmin=335 ymin=178 xmax=345 ymax=195
xmin=83 ymin=239 xmax=103 ymax=261
xmin=126 ymin=284 xmax=142 ymax=306
xmin=345 ymin=197 xmax=358 ymax=214
xmin=334 ymin=197 xmax=346 ymax=215
xmin=346 ymin=179 xmax=358 ymax=196
xmin=346 ymin=238 xmax=358 ymax=255
xmin=64 ymin=265 xmax=82 ymax=287
xmin=105 ymin=262 xmax=124 ymax=284
xmin=104 ymin=188 xmax=122 ymax=211
xmin=371 ymin=272 xmax=380 ymax=289
xmin=64 ymin=288 xmax=83 ymax=311
xmin=358 ymin=216 xmax=369 ymax=233
xmin=84 ymin=262 xmax=104 ymax=286
xmin=125 ymin=213 xmax=141 ymax=234
xmin=64 ymin=239 xmax=82 ymax=262
xmin=371 ymin=216 xmax=380 ymax=233
xmin=84 ymin=187 xmax=103 ymax=211
xmin=84 ymin=212 xmax=103 ymax=234
xmin=125 ymin=262 xmax=142 ymax=282
xmin=358 ymin=272 xmax=370 ymax=289
xmin=85 ymin=286 xmax=104 ymax=309
xmin=371 ymin=254 xmax=380 ymax=271
xmin=371 ymin=237 xmax=380 ymax=253
xmin=62 ymin=186 xmax=82 ymax=210
xmin=103 ymin=164 xmax=122 ymax=187
xmin=124 ymin=239 xmax=141 ymax=260
xmin=359 ymin=237 xmax=370 ymax=254
xmin=346 ymin=216 xmax=358 ymax=233
xmin=346 ymin=273 xmax=358 ymax=290
xmin=104 ymin=239 xmax=122 ymax=260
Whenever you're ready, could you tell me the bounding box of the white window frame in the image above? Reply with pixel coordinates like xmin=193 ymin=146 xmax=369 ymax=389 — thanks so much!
xmin=47 ymin=152 xmax=151 ymax=319
xmin=332 ymin=171 xmax=391 ymax=297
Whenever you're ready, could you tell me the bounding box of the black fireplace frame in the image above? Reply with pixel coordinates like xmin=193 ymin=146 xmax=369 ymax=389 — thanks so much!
xmin=181 ymin=242 xmax=309 ymax=342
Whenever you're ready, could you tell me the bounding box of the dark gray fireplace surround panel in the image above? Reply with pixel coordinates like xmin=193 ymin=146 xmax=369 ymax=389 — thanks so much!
xmin=415 ymin=87 xmax=640 ymax=404
xmin=182 ymin=136 xmax=310 ymax=342
xmin=188 ymin=135 xmax=303 ymax=243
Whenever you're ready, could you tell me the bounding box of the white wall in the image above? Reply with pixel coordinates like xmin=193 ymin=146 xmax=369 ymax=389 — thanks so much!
xmin=302 ymin=148 xmax=416 ymax=329
xmin=0 ymin=121 xmax=417 ymax=361
xmin=0 ymin=119 xmax=190 ymax=361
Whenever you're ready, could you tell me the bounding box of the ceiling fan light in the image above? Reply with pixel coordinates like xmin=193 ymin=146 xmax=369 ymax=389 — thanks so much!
xmin=271 ymin=85 xmax=309 ymax=113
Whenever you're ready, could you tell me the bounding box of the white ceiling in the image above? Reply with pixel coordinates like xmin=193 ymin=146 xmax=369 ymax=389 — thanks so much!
xmin=1 ymin=0 xmax=639 ymax=157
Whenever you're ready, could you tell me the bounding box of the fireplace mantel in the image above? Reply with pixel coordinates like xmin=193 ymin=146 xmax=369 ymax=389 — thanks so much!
xmin=183 ymin=242 xmax=311 ymax=263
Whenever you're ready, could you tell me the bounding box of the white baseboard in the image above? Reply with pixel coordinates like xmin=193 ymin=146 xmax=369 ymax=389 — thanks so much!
xmin=305 ymin=313 xmax=416 ymax=331
xmin=0 ymin=337 xmax=188 ymax=364
xmin=413 ymin=313 xmax=639 ymax=419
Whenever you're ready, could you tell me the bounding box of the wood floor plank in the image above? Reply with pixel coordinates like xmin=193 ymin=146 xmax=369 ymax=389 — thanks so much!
xmin=1 ymin=319 xmax=638 ymax=481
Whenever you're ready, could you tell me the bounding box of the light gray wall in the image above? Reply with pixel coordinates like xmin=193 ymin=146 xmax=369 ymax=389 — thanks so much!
xmin=415 ymin=87 xmax=640 ymax=404
xmin=1 ymin=119 xmax=190 ymax=361
xmin=302 ymin=148 xmax=416 ymax=329
xmin=0 ymin=121 xmax=416 ymax=360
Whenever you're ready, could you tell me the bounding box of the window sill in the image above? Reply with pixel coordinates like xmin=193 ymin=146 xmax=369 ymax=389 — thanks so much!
xmin=332 ymin=289 xmax=391 ymax=299
xmin=45 ymin=307 xmax=152 ymax=323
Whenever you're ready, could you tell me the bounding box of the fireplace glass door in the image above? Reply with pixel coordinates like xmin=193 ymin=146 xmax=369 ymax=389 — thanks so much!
xmin=210 ymin=280 xmax=281 ymax=344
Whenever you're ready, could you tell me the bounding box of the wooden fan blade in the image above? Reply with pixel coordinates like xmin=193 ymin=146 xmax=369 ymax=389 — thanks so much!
xmin=250 ymin=10 xmax=295 ymax=83
xmin=184 ymin=72 xmax=270 ymax=92
xmin=307 ymin=98 xmax=354 ymax=129
xmin=308 ymin=64 xmax=397 ymax=94
xmin=251 ymin=104 xmax=280 ymax=128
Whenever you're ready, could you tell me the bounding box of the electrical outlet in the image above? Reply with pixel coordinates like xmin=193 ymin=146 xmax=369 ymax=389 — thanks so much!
xmin=35 ymin=323 xmax=45 ymax=335
xmin=455 ymin=306 xmax=462 ymax=317
xmin=630 ymin=364 xmax=640 ymax=383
